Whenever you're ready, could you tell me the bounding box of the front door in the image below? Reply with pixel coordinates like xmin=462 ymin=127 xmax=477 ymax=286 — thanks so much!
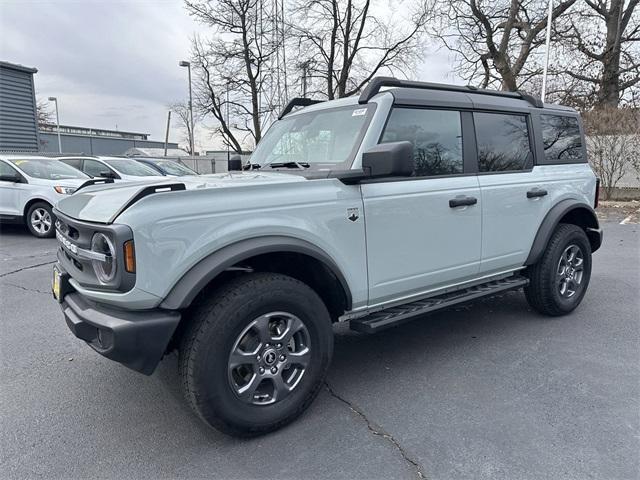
xmin=0 ymin=160 xmax=24 ymax=216
xmin=361 ymin=107 xmax=482 ymax=307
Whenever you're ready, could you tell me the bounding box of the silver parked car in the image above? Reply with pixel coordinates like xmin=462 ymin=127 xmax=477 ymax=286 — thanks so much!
xmin=58 ymin=156 xmax=163 ymax=181
xmin=0 ymin=155 xmax=90 ymax=238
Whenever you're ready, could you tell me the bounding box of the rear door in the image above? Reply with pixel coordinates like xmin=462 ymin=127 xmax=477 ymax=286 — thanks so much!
xmin=474 ymin=111 xmax=550 ymax=273
xmin=361 ymin=107 xmax=482 ymax=306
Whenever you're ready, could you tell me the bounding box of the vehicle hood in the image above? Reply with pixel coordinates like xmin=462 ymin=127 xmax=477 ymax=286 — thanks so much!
xmin=29 ymin=177 xmax=90 ymax=188
xmin=55 ymin=171 xmax=308 ymax=223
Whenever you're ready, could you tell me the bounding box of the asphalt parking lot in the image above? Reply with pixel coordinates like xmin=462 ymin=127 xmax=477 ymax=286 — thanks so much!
xmin=1 ymin=219 xmax=638 ymax=480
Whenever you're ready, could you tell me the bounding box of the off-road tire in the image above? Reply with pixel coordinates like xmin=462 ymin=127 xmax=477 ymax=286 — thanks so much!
xmin=179 ymin=272 xmax=333 ymax=437
xmin=26 ymin=202 xmax=55 ymax=238
xmin=525 ymin=223 xmax=592 ymax=316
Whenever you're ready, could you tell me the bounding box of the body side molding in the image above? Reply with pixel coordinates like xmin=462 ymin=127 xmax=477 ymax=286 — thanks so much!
xmin=160 ymin=236 xmax=353 ymax=310
xmin=525 ymin=199 xmax=601 ymax=266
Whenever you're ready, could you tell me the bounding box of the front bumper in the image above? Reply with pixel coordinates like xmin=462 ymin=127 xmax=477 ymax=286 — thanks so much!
xmin=56 ymin=264 xmax=180 ymax=375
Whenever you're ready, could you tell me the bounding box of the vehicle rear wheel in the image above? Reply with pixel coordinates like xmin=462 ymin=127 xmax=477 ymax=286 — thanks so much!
xmin=26 ymin=202 xmax=55 ymax=238
xmin=179 ymin=272 xmax=333 ymax=437
xmin=525 ymin=223 xmax=592 ymax=316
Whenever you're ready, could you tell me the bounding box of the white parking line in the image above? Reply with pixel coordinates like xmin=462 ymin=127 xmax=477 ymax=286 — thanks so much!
xmin=620 ymin=215 xmax=633 ymax=225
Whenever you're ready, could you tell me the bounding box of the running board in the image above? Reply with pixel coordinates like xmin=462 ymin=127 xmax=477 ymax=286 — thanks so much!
xmin=349 ymin=275 xmax=529 ymax=334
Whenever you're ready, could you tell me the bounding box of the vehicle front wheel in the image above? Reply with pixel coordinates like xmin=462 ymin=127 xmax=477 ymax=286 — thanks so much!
xmin=26 ymin=202 xmax=55 ymax=238
xmin=525 ymin=223 xmax=592 ymax=316
xmin=179 ymin=272 xmax=333 ymax=437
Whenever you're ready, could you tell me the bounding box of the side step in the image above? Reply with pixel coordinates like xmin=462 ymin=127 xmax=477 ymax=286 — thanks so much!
xmin=350 ymin=275 xmax=529 ymax=334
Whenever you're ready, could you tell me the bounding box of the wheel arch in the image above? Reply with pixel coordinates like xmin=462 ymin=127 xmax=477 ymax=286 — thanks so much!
xmin=160 ymin=236 xmax=353 ymax=319
xmin=525 ymin=199 xmax=602 ymax=266
xmin=23 ymin=197 xmax=53 ymax=218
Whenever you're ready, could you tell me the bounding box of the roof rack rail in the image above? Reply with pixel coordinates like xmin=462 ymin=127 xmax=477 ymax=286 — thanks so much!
xmin=358 ymin=76 xmax=543 ymax=108
xmin=278 ymin=98 xmax=324 ymax=119
xmin=75 ymin=178 xmax=115 ymax=192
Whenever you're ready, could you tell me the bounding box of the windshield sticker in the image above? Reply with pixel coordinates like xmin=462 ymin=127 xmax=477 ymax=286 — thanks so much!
xmin=352 ymin=108 xmax=367 ymax=116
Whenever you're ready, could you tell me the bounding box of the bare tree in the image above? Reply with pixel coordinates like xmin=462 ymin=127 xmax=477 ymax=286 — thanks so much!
xmin=291 ymin=0 xmax=432 ymax=99
xmin=556 ymin=0 xmax=640 ymax=108
xmin=36 ymin=97 xmax=54 ymax=125
xmin=169 ymin=101 xmax=196 ymax=154
xmin=186 ymin=0 xmax=276 ymax=150
xmin=584 ymin=107 xmax=640 ymax=199
xmin=435 ymin=0 xmax=577 ymax=91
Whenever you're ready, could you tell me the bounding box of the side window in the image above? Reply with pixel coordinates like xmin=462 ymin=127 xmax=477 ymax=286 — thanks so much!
xmin=83 ymin=159 xmax=110 ymax=177
xmin=380 ymin=108 xmax=463 ymax=176
xmin=60 ymin=158 xmax=83 ymax=169
xmin=540 ymin=114 xmax=584 ymax=163
xmin=0 ymin=161 xmax=22 ymax=180
xmin=474 ymin=112 xmax=532 ymax=172
xmin=0 ymin=161 xmax=15 ymax=176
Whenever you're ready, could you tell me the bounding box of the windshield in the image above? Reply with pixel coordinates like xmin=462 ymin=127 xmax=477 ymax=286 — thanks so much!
xmin=104 ymin=159 xmax=163 ymax=176
xmin=150 ymin=159 xmax=197 ymax=176
xmin=251 ymin=105 xmax=374 ymax=169
xmin=9 ymin=158 xmax=89 ymax=180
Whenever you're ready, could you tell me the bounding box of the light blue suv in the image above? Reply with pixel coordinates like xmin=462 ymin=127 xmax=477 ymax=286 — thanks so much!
xmin=52 ymin=77 xmax=602 ymax=436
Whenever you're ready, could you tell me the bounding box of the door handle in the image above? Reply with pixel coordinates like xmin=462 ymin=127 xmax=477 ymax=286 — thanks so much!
xmin=527 ymin=188 xmax=548 ymax=198
xmin=449 ymin=196 xmax=478 ymax=208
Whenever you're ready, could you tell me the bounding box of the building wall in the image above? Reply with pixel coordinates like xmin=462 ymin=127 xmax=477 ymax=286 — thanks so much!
xmin=0 ymin=62 xmax=39 ymax=152
xmin=39 ymin=132 xmax=178 ymax=155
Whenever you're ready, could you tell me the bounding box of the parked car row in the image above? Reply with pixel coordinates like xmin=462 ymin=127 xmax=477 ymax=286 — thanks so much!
xmin=0 ymin=155 xmax=199 ymax=238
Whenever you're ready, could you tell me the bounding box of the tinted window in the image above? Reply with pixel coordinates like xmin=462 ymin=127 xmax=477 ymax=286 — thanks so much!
xmin=83 ymin=159 xmax=111 ymax=177
xmin=380 ymin=108 xmax=463 ymax=176
xmin=540 ymin=114 xmax=583 ymax=163
xmin=474 ymin=113 xmax=532 ymax=172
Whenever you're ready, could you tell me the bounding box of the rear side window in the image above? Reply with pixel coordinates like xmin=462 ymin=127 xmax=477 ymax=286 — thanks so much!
xmin=380 ymin=108 xmax=463 ymax=176
xmin=83 ymin=159 xmax=110 ymax=177
xmin=474 ymin=112 xmax=532 ymax=172
xmin=60 ymin=158 xmax=82 ymax=169
xmin=540 ymin=114 xmax=584 ymax=163
xmin=0 ymin=160 xmax=19 ymax=177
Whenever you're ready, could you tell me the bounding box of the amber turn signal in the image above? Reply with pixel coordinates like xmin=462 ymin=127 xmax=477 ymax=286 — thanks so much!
xmin=123 ymin=240 xmax=136 ymax=273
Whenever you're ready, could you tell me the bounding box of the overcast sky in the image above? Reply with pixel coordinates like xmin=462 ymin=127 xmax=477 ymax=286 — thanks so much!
xmin=0 ymin=0 xmax=458 ymax=151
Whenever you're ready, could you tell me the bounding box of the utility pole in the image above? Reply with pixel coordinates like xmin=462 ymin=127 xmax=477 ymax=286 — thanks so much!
xmin=48 ymin=97 xmax=62 ymax=153
xmin=226 ymin=84 xmax=230 ymax=162
xmin=164 ymin=110 xmax=171 ymax=157
xmin=541 ymin=0 xmax=554 ymax=102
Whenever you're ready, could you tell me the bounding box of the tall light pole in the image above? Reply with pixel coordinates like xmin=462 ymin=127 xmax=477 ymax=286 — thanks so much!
xmin=179 ymin=60 xmax=195 ymax=156
xmin=541 ymin=0 xmax=554 ymax=103
xmin=48 ymin=96 xmax=62 ymax=153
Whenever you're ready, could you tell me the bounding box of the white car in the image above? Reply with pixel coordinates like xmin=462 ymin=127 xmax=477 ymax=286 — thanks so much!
xmin=58 ymin=156 xmax=163 ymax=181
xmin=0 ymin=155 xmax=91 ymax=238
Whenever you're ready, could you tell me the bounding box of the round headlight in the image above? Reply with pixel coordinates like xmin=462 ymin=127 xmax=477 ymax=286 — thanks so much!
xmin=91 ymin=233 xmax=116 ymax=283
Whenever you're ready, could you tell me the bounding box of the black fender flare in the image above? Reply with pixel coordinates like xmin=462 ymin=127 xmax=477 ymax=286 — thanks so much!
xmin=160 ymin=235 xmax=353 ymax=310
xmin=525 ymin=199 xmax=602 ymax=266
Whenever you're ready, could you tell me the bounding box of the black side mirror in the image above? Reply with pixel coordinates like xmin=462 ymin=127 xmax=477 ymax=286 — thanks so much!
xmin=361 ymin=141 xmax=414 ymax=178
xmin=98 ymin=170 xmax=116 ymax=179
xmin=0 ymin=173 xmax=21 ymax=183
xmin=228 ymin=155 xmax=242 ymax=171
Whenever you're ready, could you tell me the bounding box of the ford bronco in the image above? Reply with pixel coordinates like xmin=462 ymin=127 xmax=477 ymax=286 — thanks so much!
xmin=52 ymin=77 xmax=602 ymax=436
